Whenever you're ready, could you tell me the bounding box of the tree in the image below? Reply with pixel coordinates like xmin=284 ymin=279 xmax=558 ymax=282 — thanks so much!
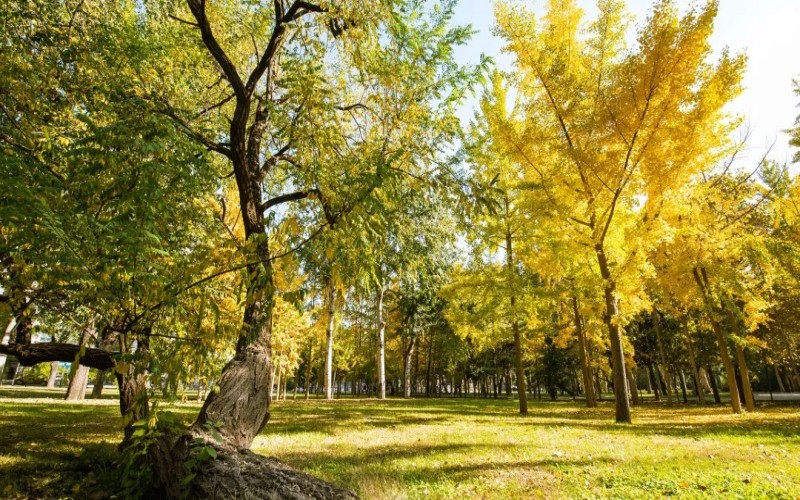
xmin=490 ymin=0 xmax=745 ymax=422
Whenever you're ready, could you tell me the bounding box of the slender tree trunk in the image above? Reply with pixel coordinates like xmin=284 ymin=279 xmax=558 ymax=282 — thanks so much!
xmin=305 ymin=340 xmax=313 ymax=401
xmin=403 ymin=333 xmax=416 ymax=398
xmin=678 ymin=370 xmax=688 ymax=403
xmin=626 ymin=365 xmax=639 ymax=405
xmin=648 ymin=364 xmax=661 ymax=401
xmin=707 ymin=365 xmax=722 ymax=403
xmin=377 ymin=284 xmax=386 ymax=400
xmin=324 ymin=280 xmax=336 ymax=401
xmin=693 ymin=267 xmax=741 ymax=414
xmin=572 ymin=297 xmax=596 ymax=407
xmin=595 ymin=245 xmax=631 ymax=423
xmin=735 ymin=344 xmax=755 ymax=411
xmin=685 ymin=330 xmax=705 ymax=404
xmin=775 ymin=366 xmax=786 ymax=392
xmin=653 ymin=312 xmax=674 ymax=403
xmin=504 ymin=200 xmax=528 ymax=415
xmin=92 ymin=370 xmax=108 ymax=398
xmin=46 ymin=361 xmax=59 ymax=388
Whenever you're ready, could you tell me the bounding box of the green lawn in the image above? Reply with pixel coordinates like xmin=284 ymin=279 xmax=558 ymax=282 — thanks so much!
xmin=1 ymin=387 xmax=799 ymax=498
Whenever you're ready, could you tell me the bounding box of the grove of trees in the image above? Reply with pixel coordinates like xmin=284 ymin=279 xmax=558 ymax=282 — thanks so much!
xmin=1 ymin=0 xmax=799 ymax=497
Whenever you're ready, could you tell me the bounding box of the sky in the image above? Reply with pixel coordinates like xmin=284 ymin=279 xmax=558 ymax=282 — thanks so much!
xmin=450 ymin=0 xmax=800 ymax=168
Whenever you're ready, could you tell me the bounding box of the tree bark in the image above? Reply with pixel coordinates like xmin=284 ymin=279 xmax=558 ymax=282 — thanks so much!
xmin=775 ymin=365 xmax=786 ymax=392
xmin=595 ymin=245 xmax=631 ymax=423
xmin=572 ymin=297 xmax=596 ymax=407
xmin=377 ymin=284 xmax=386 ymax=400
xmin=305 ymin=340 xmax=313 ymax=401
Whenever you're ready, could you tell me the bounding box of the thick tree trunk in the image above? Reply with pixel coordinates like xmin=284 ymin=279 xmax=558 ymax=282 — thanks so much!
xmin=66 ymin=323 xmax=95 ymax=401
xmin=572 ymin=297 xmax=596 ymax=408
xmin=377 ymin=285 xmax=386 ymax=400
xmin=595 ymin=245 xmax=631 ymax=423
xmin=46 ymin=361 xmax=60 ymax=388
xmin=324 ymin=280 xmax=335 ymax=401
xmin=693 ymin=268 xmax=741 ymax=413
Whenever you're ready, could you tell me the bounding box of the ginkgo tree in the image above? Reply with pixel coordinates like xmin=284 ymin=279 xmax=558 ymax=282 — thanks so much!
xmin=488 ymin=0 xmax=745 ymax=422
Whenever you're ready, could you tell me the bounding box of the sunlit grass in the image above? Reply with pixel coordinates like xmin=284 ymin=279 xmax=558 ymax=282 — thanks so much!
xmin=0 ymin=387 xmax=798 ymax=498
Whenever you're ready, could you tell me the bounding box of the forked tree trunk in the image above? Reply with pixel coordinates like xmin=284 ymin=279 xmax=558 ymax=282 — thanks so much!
xmin=595 ymin=245 xmax=631 ymax=423
xmin=572 ymin=296 xmax=596 ymax=408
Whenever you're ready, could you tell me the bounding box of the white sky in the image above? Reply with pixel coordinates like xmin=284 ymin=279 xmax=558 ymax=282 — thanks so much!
xmin=452 ymin=0 xmax=800 ymax=168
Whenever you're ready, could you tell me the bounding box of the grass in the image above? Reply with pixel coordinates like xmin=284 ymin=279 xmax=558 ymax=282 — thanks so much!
xmin=1 ymin=387 xmax=799 ymax=499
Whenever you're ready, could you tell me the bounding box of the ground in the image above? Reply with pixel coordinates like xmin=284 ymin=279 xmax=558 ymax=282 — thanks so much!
xmin=1 ymin=388 xmax=799 ymax=499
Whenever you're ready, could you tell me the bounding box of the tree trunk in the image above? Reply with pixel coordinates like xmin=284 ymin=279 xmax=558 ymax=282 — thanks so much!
xmin=685 ymin=331 xmax=705 ymax=404
xmin=595 ymin=245 xmax=631 ymax=423
xmin=0 ymin=316 xmax=17 ymax=380
xmin=403 ymin=333 xmax=416 ymax=398
xmin=66 ymin=322 xmax=95 ymax=401
xmin=735 ymin=344 xmax=755 ymax=411
xmin=377 ymin=284 xmax=386 ymax=400
xmin=426 ymin=334 xmax=433 ymax=397
xmin=653 ymin=312 xmax=674 ymax=403
xmin=707 ymin=365 xmax=722 ymax=403
xmin=504 ymin=203 xmax=528 ymax=415
xmin=678 ymin=370 xmax=688 ymax=403
xmin=46 ymin=361 xmax=59 ymax=388
xmin=693 ymin=267 xmax=741 ymax=413
xmin=626 ymin=365 xmax=639 ymax=405
xmin=572 ymin=297 xmax=596 ymax=407
xmin=92 ymin=370 xmax=108 ymax=398
xmin=324 ymin=280 xmax=336 ymax=401
xmin=775 ymin=365 xmax=786 ymax=392
xmin=648 ymin=364 xmax=661 ymax=401
xmin=305 ymin=340 xmax=313 ymax=401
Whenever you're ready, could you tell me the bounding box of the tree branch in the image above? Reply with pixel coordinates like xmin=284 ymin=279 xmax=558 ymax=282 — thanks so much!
xmin=0 ymin=343 xmax=116 ymax=370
